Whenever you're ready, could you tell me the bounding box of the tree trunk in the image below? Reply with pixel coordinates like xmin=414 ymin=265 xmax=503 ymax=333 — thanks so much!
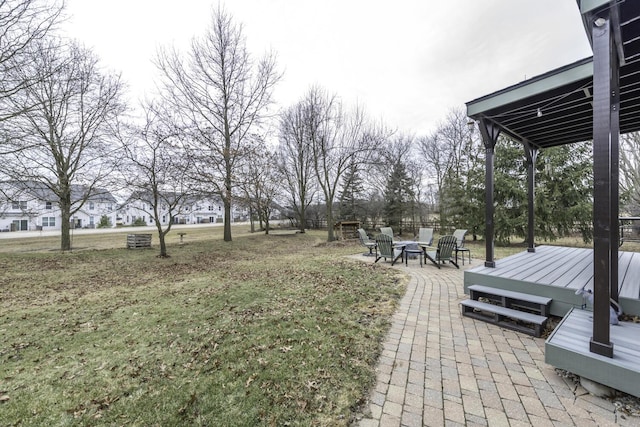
xmin=326 ymin=202 xmax=335 ymax=241
xmin=159 ymin=233 xmax=167 ymax=257
xmin=157 ymin=224 xmax=168 ymax=257
xmin=223 ymin=199 xmax=232 ymax=241
xmin=60 ymin=187 xmax=72 ymax=251
xmin=60 ymin=205 xmax=71 ymax=251
xmin=298 ymin=205 xmax=306 ymax=233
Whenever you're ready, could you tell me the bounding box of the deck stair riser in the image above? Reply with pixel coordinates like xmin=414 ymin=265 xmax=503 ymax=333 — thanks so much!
xmin=468 ymin=284 xmax=552 ymax=316
xmin=461 ymin=284 xmax=552 ymax=337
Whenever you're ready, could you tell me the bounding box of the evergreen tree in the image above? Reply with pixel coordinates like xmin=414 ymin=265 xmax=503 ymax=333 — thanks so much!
xmin=383 ymin=161 xmax=413 ymax=230
xmin=338 ymin=160 xmax=365 ymax=221
xmin=493 ymin=139 xmax=528 ymax=245
xmin=448 ymin=137 xmax=592 ymax=246
xmin=535 ymin=142 xmax=593 ymax=243
xmin=439 ymin=126 xmax=485 ymax=236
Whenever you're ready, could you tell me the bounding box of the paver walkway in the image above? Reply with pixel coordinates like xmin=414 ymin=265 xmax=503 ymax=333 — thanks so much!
xmin=353 ymin=256 xmax=637 ymax=426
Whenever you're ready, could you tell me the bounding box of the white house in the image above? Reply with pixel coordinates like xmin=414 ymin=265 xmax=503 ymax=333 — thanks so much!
xmin=117 ymin=192 xmax=248 ymax=227
xmin=0 ymin=182 xmax=118 ymax=232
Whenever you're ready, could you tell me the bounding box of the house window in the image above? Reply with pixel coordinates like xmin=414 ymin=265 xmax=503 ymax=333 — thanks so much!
xmin=89 ymin=216 xmax=95 ymax=225
xmin=12 ymin=201 xmax=27 ymax=210
xmin=89 ymin=202 xmax=95 ymax=210
xmin=208 ymin=205 xmax=214 ymax=211
xmin=45 ymin=201 xmax=52 ymax=210
xmin=42 ymin=217 xmax=56 ymax=227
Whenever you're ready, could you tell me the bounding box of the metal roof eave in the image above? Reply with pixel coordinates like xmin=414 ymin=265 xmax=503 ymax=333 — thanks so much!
xmin=466 ymin=58 xmax=593 ymax=118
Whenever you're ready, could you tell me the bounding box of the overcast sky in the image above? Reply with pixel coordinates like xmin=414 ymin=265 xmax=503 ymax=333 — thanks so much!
xmin=61 ymin=0 xmax=593 ymax=136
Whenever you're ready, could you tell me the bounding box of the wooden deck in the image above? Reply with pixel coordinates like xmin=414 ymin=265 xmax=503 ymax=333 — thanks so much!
xmin=463 ymin=245 xmax=640 ymax=316
xmin=546 ymin=308 xmax=640 ymax=397
xmin=464 ymin=245 xmax=640 ymax=398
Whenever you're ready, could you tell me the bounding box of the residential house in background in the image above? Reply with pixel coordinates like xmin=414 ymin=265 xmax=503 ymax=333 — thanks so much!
xmin=0 ymin=181 xmax=118 ymax=232
xmin=117 ymin=192 xmax=249 ymax=226
xmin=1 ymin=182 xmax=259 ymax=232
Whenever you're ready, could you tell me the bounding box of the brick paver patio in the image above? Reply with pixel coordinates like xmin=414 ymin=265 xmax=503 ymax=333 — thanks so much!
xmin=353 ymin=256 xmax=637 ymax=426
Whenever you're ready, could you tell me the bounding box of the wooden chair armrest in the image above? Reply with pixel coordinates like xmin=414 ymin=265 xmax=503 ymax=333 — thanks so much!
xmin=418 ymin=244 xmax=436 ymax=251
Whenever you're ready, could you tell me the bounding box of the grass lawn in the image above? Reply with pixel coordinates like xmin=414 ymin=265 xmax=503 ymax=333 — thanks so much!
xmin=0 ymin=227 xmax=407 ymax=426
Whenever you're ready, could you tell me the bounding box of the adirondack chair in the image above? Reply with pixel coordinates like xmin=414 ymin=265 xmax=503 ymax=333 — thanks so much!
xmin=374 ymin=233 xmax=405 ymax=266
xmin=452 ymin=229 xmax=471 ymax=265
xmin=416 ymin=227 xmax=434 ymax=247
xmin=424 ymin=235 xmax=459 ymax=269
xmin=357 ymin=228 xmax=377 ymax=256
xmin=380 ymin=227 xmax=394 ymax=239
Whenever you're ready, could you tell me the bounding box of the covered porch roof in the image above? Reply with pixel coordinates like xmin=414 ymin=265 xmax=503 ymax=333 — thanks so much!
xmin=466 ymin=0 xmax=640 ymax=148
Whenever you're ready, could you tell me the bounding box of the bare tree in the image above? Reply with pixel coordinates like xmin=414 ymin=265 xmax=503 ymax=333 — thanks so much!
xmin=121 ymin=102 xmax=194 ymax=257
xmin=155 ymin=6 xmax=280 ymax=242
xmin=417 ymin=134 xmax=453 ymax=206
xmin=3 ymin=38 xmax=125 ymax=250
xmin=417 ymin=108 xmax=473 ymax=226
xmin=238 ymin=142 xmax=281 ymax=234
xmin=0 ymin=0 xmax=64 ymax=216
xmin=304 ymin=86 xmax=379 ymax=241
xmin=277 ymin=100 xmax=317 ymax=233
xmin=0 ymin=0 xmax=63 ymax=125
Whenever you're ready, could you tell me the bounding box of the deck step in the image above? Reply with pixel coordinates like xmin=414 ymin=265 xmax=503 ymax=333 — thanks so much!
xmin=461 ymin=299 xmax=548 ymax=337
xmin=468 ymin=284 xmax=552 ymax=316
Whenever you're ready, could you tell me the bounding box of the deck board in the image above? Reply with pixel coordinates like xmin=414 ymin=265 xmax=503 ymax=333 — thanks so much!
xmin=546 ymin=308 xmax=640 ymax=397
xmin=552 ymin=312 xmax=640 ymax=353
xmin=504 ymin=247 xmax=574 ymax=280
xmin=555 ymin=249 xmax=593 ymax=290
xmin=519 ymin=247 xmax=586 ymax=283
xmin=537 ymin=249 xmax=592 ymax=288
xmin=620 ymin=252 xmax=640 ymax=299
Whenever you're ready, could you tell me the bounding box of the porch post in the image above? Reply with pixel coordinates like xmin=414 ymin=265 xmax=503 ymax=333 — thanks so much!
xmin=523 ymin=140 xmax=538 ymax=253
xmin=610 ymin=45 xmax=620 ymax=304
xmin=590 ymin=12 xmax=616 ymax=358
xmin=479 ymin=118 xmax=500 ymax=268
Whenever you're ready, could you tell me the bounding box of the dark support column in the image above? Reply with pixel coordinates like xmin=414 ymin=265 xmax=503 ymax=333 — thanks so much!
xmin=479 ymin=118 xmax=500 ymax=268
xmin=523 ymin=140 xmax=538 ymax=253
xmin=590 ymin=13 xmax=615 ymax=358
xmin=610 ymin=51 xmax=620 ymax=304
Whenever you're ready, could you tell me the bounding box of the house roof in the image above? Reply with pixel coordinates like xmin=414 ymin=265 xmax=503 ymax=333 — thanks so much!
xmin=466 ymin=0 xmax=640 ymax=149
xmin=9 ymin=181 xmax=117 ymax=204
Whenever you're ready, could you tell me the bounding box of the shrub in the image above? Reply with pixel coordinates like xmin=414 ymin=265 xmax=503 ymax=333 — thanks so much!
xmin=132 ymin=217 xmax=147 ymax=226
xmin=97 ymin=215 xmax=112 ymax=228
